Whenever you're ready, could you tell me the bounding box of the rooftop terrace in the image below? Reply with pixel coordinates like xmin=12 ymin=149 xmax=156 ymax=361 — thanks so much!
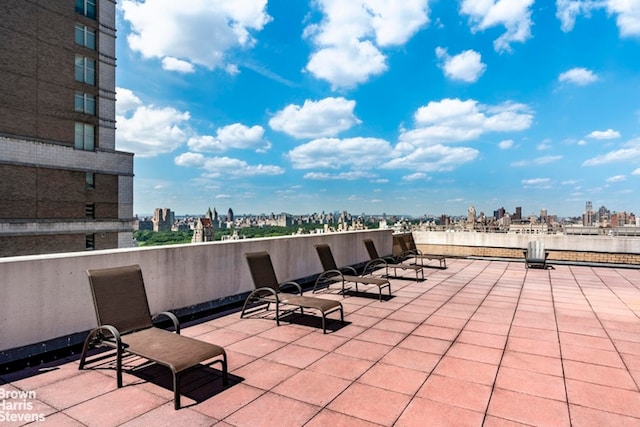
xmin=2 ymin=256 xmax=640 ymax=426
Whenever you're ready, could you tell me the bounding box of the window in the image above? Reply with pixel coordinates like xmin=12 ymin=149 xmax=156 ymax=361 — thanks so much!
xmin=75 ymin=92 xmax=95 ymax=115
xmin=85 ymin=203 xmax=95 ymax=219
xmin=75 ymin=24 xmax=96 ymax=49
xmin=85 ymin=234 xmax=95 ymax=250
xmin=75 ymin=55 xmax=95 ymax=85
xmin=86 ymin=172 xmax=95 ymax=189
xmin=75 ymin=123 xmax=95 ymax=151
xmin=76 ymin=0 xmax=96 ymax=19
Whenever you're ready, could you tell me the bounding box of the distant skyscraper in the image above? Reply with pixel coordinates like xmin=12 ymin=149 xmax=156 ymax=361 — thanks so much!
xmin=583 ymin=201 xmax=594 ymax=226
xmin=514 ymin=207 xmax=522 ymax=221
xmin=227 ymin=208 xmax=234 ymax=222
xmin=0 ymin=0 xmax=134 ymax=257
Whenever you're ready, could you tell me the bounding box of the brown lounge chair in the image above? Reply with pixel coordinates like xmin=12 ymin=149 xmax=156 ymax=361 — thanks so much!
xmin=79 ymin=265 xmax=228 ymax=410
xmin=394 ymin=233 xmax=447 ymax=269
xmin=313 ymin=243 xmax=391 ymax=301
xmin=523 ymin=240 xmax=550 ymax=269
xmin=242 ymin=251 xmax=344 ymax=333
xmin=363 ymin=238 xmax=424 ymax=281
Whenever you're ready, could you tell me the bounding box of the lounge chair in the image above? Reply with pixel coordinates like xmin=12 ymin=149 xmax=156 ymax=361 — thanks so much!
xmin=313 ymin=243 xmax=391 ymax=301
xmin=394 ymin=233 xmax=447 ymax=269
xmin=363 ymin=239 xmax=424 ymax=281
xmin=242 ymin=251 xmax=343 ymax=333
xmin=79 ymin=265 xmax=228 ymax=410
xmin=523 ymin=241 xmax=549 ymax=269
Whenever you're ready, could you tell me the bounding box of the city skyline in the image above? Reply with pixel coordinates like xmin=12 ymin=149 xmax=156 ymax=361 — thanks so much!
xmin=116 ymin=1 xmax=640 ymax=218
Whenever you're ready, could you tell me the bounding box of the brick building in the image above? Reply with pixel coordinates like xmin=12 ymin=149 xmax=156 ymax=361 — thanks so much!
xmin=0 ymin=0 xmax=134 ymax=257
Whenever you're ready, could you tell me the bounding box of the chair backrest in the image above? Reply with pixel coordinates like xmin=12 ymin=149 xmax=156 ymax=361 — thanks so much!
xmin=394 ymin=234 xmax=410 ymax=253
xmin=315 ymin=244 xmax=339 ymax=271
xmin=527 ymin=241 xmax=545 ymax=259
xmin=392 ymin=234 xmax=405 ymax=257
xmin=363 ymin=239 xmax=380 ymax=260
xmin=87 ymin=265 xmax=153 ymax=334
xmin=404 ymin=233 xmax=417 ymax=251
xmin=245 ymin=251 xmax=280 ymax=291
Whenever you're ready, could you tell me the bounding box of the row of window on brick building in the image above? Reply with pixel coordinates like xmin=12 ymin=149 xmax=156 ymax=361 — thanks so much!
xmin=74 ymin=0 xmax=97 ymax=151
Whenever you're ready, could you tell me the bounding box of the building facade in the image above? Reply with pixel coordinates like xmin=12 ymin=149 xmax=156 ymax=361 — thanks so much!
xmin=0 ymin=0 xmax=134 ymax=257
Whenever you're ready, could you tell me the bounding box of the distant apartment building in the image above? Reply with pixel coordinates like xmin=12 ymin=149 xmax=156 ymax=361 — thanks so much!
xmin=0 ymin=0 xmax=134 ymax=257
xmin=152 ymin=208 xmax=174 ymax=232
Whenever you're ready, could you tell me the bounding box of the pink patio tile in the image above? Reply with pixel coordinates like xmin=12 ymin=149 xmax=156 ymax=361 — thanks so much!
xmin=416 ymin=374 xmax=492 ymax=413
xmin=557 ymin=322 xmax=609 ymax=337
xmin=501 ymin=351 xmax=564 ymax=377
xmin=433 ymin=356 xmax=498 ymax=386
xmin=293 ymin=331 xmax=349 ymax=352
xmin=120 ymin=402 xmax=217 ymax=426
xmin=413 ymin=324 xmax=460 ymax=341
xmin=456 ymin=330 xmax=507 ymax=349
xmin=446 ymin=342 xmax=503 ymax=365
xmin=506 ymin=336 xmax=560 ymax=358
xmin=305 ymin=409 xmax=383 ymax=427
xmin=257 ymin=324 xmax=314 ymax=342
xmin=193 ymin=383 xmax=264 ymax=420
xmin=307 ymin=352 xmax=375 ymax=380
xmin=616 ymin=340 xmax=640 ymax=356
xmin=423 ymin=315 xmax=469 ymax=329
xmin=262 ymin=344 xmax=326 ymax=369
xmin=560 ymin=342 xmax=626 ymax=368
xmin=225 ymin=318 xmax=275 ymax=335
xmin=34 ymin=370 xmax=116 ymax=410
xmin=352 ymin=305 xmax=395 ymax=319
xmin=565 ymin=378 xmax=640 ymax=418
xmin=508 ymin=325 xmax=559 ymax=342
xmin=272 ymin=370 xmax=351 ymax=406
xmin=398 ymin=335 xmax=451 ymax=355
xmin=386 ymin=310 xmax=429 ymax=324
xmin=395 ymin=396 xmax=485 ymax=427
xmin=487 ymin=388 xmax=570 ymax=426
xmin=563 ymin=359 xmax=637 ymax=390
xmin=197 ymin=328 xmax=251 ymax=347
xmin=179 ymin=322 xmax=216 ymax=338
xmin=621 ymin=352 xmax=640 ymax=371
xmin=569 ymin=403 xmax=640 ymax=427
xmin=464 ymin=320 xmax=511 ymax=336
xmin=495 ymin=366 xmax=566 ymax=401
xmin=226 ymin=336 xmax=287 ymax=358
xmin=222 ymin=349 xmax=256 ymax=372
xmin=6 ymin=361 xmax=85 ymax=391
xmin=483 ymin=414 xmax=537 ymax=426
xmin=381 ymin=347 xmax=441 ymax=373
xmin=233 ymin=359 xmax=300 ymax=391
xmin=332 ymin=324 xmax=367 ymax=339
xmin=64 ymin=386 xmax=166 ymax=427
xmin=558 ymin=331 xmax=617 ymax=351
xmin=327 ymin=382 xmax=411 ymax=426
xmin=224 ymin=392 xmax=320 ymax=427
xmin=355 ymin=328 xmax=407 ymax=346
xmin=358 ymin=363 xmax=428 ymax=395
xmin=373 ymin=318 xmax=418 ymax=334
xmin=334 ymin=339 xmax=392 ymax=362
xmin=344 ymin=313 xmax=383 ymax=328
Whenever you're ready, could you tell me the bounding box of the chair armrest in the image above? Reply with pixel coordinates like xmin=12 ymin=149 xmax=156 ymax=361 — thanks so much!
xmin=364 ymin=258 xmax=387 ymax=275
xmin=153 ymin=311 xmax=181 ymax=334
xmin=280 ymin=281 xmax=303 ymax=295
xmin=340 ymin=266 xmax=358 ymax=275
xmin=91 ymin=324 xmax=123 ymax=347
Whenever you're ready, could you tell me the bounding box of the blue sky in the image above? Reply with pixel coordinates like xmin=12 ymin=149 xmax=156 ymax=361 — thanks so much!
xmin=114 ymin=0 xmax=640 ymax=218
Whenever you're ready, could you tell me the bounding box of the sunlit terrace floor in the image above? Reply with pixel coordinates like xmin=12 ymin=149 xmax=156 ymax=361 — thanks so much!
xmin=2 ymin=258 xmax=640 ymax=426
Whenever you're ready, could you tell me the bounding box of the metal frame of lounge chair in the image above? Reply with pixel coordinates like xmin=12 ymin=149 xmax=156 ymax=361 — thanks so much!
xmin=394 ymin=233 xmax=447 ymax=269
xmin=363 ymin=239 xmax=424 ymax=281
xmin=313 ymin=243 xmax=391 ymax=301
xmin=78 ymin=265 xmax=228 ymax=410
xmin=523 ymin=240 xmax=550 ymax=269
xmin=242 ymin=251 xmax=344 ymax=334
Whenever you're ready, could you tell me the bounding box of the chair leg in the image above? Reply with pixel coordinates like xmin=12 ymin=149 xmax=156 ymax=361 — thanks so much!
xmin=173 ymin=371 xmax=180 ymax=410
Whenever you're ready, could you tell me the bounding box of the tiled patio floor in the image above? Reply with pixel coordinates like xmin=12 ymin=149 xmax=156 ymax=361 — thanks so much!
xmin=2 ymin=258 xmax=640 ymax=426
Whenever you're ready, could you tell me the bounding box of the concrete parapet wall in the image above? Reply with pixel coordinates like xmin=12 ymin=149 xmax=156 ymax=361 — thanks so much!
xmin=413 ymin=231 xmax=640 ymax=264
xmin=0 ymin=230 xmax=391 ymax=354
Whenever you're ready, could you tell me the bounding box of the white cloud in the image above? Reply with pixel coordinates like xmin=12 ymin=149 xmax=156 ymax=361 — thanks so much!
xmin=304 ymin=0 xmax=429 ymax=89
xmin=586 ymin=129 xmax=621 ymax=139
xmin=556 ymin=0 xmax=640 ymax=37
xmin=384 ymin=144 xmax=479 ymax=172
xmin=498 ymin=139 xmax=514 ymax=149
xmin=399 ymin=98 xmax=533 ymax=146
xmin=269 ymin=97 xmax=361 ymax=139
xmin=175 ymin=153 xmax=284 ymax=178
xmin=116 ymin=88 xmax=191 ymax=157
xmin=188 ymin=123 xmax=269 ymax=153
xmin=303 ymin=171 xmax=376 ymax=180
xmin=435 ymin=47 xmax=486 ymax=83
xmin=522 ymin=178 xmax=552 ymax=188
xmin=632 ymin=168 xmax=640 ymax=175
xmin=583 ymin=138 xmax=640 ymax=165
xmin=120 ymin=0 xmax=271 ymax=72
xmin=287 ymin=137 xmax=393 ymax=169
xmin=161 ymin=57 xmax=195 ymax=73
xmin=402 ymin=172 xmax=430 ymax=181
xmin=606 ymin=174 xmax=626 ymax=183
xmin=558 ymin=67 xmax=598 ymax=85
xmin=460 ymin=0 xmax=534 ymax=53
xmin=511 ymin=155 xmax=563 ymax=167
